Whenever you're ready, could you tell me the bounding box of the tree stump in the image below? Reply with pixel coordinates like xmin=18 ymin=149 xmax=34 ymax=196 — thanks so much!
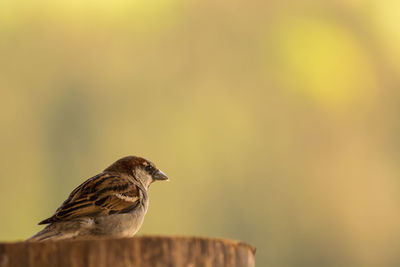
xmin=0 ymin=236 xmax=256 ymax=267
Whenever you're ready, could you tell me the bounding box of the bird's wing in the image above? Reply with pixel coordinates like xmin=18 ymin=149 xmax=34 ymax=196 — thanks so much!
xmin=39 ymin=173 xmax=144 ymax=224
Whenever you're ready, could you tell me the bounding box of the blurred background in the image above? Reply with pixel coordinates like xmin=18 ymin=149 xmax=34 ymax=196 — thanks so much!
xmin=1 ymin=0 xmax=399 ymax=266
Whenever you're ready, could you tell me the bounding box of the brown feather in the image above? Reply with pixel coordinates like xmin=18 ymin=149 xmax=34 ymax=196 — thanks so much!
xmin=39 ymin=172 xmax=143 ymax=225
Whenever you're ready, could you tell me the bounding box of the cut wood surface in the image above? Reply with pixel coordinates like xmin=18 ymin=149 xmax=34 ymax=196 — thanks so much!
xmin=0 ymin=236 xmax=256 ymax=267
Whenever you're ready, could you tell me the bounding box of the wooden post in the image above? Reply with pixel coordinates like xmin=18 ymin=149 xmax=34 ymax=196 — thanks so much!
xmin=0 ymin=236 xmax=255 ymax=267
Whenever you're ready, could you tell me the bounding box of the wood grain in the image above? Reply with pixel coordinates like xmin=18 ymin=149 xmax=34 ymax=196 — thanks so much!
xmin=0 ymin=236 xmax=256 ymax=267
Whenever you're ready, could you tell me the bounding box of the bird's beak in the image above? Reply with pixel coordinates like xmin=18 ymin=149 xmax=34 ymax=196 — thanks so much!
xmin=153 ymin=169 xmax=169 ymax=181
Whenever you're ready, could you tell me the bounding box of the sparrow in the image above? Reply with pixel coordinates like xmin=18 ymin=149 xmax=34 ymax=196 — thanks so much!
xmin=27 ymin=156 xmax=168 ymax=242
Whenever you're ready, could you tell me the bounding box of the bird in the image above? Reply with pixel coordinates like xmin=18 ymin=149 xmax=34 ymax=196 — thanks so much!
xmin=27 ymin=155 xmax=168 ymax=242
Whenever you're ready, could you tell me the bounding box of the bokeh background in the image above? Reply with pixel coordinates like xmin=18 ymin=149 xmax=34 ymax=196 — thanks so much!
xmin=1 ymin=1 xmax=400 ymax=266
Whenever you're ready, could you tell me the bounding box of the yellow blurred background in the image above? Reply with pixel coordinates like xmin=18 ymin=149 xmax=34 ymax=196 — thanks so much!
xmin=1 ymin=0 xmax=400 ymax=266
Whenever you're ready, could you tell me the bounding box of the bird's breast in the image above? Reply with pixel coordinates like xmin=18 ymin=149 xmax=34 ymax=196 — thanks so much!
xmin=92 ymin=204 xmax=148 ymax=237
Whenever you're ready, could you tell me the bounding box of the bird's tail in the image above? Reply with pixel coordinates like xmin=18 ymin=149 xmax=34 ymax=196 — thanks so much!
xmin=26 ymin=225 xmax=62 ymax=242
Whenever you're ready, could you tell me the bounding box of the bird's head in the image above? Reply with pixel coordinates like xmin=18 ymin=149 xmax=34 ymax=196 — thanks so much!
xmin=104 ymin=156 xmax=168 ymax=188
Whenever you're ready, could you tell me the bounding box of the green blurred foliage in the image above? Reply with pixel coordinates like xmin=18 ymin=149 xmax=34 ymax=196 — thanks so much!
xmin=1 ymin=0 xmax=400 ymax=266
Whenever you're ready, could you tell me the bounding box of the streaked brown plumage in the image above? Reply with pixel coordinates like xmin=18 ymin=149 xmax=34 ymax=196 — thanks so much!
xmin=27 ymin=156 xmax=168 ymax=241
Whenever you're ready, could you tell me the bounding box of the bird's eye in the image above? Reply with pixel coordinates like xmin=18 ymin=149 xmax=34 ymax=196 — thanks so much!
xmin=145 ymin=165 xmax=154 ymax=173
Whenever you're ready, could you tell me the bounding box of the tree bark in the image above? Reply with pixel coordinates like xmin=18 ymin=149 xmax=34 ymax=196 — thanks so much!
xmin=0 ymin=236 xmax=255 ymax=267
